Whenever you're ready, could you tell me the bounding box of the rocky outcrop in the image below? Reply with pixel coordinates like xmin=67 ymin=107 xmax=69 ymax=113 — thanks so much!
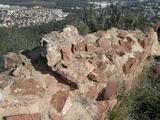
xmin=0 ymin=26 xmax=159 ymax=120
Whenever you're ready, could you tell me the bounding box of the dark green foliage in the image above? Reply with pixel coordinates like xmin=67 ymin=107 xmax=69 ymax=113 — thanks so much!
xmin=78 ymin=4 xmax=151 ymax=33
xmin=109 ymin=71 xmax=160 ymax=120
xmin=0 ymin=26 xmax=40 ymax=72
xmin=117 ymin=12 xmax=151 ymax=32
xmin=0 ymin=16 xmax=73 ymax=72
xmin=71 ymin=19 xmax=89 ymax=35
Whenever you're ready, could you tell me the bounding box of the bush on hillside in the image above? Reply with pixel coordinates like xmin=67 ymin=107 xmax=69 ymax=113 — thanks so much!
xmin=109 ymin=70 xmax=160 ymax=120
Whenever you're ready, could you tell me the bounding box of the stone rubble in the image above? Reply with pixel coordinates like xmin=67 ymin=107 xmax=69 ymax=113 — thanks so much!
xmin=0 ymin=25 xmax=159 ymax=120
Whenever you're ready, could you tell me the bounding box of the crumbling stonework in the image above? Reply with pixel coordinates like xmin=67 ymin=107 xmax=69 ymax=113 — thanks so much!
xmin=0 ymin=26 xmax=159 ymax=120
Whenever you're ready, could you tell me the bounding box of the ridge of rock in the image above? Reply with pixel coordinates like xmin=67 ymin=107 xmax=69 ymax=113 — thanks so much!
xmin=0 ymin=26 xmax=159 ymax=120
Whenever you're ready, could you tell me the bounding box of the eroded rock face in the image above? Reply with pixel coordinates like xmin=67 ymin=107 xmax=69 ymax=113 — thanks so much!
xmin=0 ymin=26 xmax=159 ymax=120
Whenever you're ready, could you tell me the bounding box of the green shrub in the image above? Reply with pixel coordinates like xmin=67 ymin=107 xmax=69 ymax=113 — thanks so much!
xmin=109 ymin=70 xmax=160 ymax=120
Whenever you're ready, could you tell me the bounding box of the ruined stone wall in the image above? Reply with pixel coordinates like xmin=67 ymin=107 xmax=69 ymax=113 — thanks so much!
xmin=0 ymin=26 xmax=159 ymax=120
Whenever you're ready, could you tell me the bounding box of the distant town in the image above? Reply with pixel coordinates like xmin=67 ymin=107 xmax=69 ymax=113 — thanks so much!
xmin=0 ymin=0 xmax=160 ymax=28
xmin=0 ymin=5 xmax=69 ymax=28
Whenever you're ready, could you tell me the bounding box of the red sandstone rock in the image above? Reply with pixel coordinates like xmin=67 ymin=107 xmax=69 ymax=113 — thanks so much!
xmin=10 ymin=79 xmax=45 ymax=96
xmin=50 ymin=89 xmax=69 ymax=112
xmin=117 ymin=32 xmax=128 ymax=39
xmin=107 ymin=99 xmax=118 ymax=112
xmin=55 ymin=59 xmax=95 ymax=84
xmin=112 ymin=43 xmax=126 ymax=56
xmin=86 ymin=44 xmax=97 ymax=53
xmin=103 ymin=81 xmax=118 ymax=100
xmin=74 ymin=42 xmax=86 ymax=51
xmin=86 ymin=86 xmax=99 ymax=99
xmin=0 ymin=26 xmax=158 ymax=120
xmin=123 ymin=58 xmax=137 ymax=74
xmin=61 ymin=45 xmax=73 ymax=63
xmin=119 ymin=39 xmax=132 ymax=52
xmin=44 ymin=75 xmax=58 ymax=92
xmin=50 ymin=113 xmax=64 ymax=120
xmin=138 ymin=38 xmax=147 ymax=48
xmin=96 ymin=101 xmax=109 ymax=120
xmin=3 ymin=113 xmax=40 ymax=120
xmin=87 ymin=69 xmax=103 ymax=82
xmin=95 ymin=31 xmax=106 ymax=38
xmin=95 ymin=47 xmax=105 ymax=56
xmin=97 ymin=38 xmax=110 ymax=50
